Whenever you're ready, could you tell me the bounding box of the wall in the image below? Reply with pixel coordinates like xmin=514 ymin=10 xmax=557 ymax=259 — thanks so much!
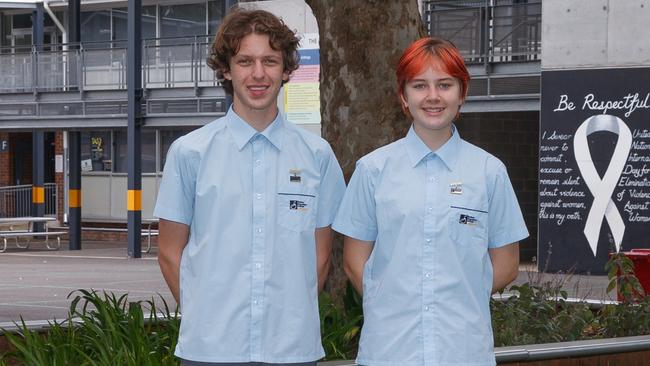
xmin=457 ymin=112 xmax=540 ymax=262
xmin=542 ymin=0 xmax=650 ymax=70
xmin=539 ymin=0 xmax=650 ymax=272
xmin=0 ymin=133 xmax=11 ymax=186
xmin=81 ymin=174 xmax=160 ymax=220
xmin=55 ymin=132 xmax=64 ymax=224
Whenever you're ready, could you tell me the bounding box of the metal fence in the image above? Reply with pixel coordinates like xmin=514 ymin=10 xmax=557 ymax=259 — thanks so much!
xmin=0 ymin=35 xmax=218 ymax=93
xmin=0 ymin=183 xmax=57 ymax=218
xmin=423 ymin=0 xmax=542 ymax=64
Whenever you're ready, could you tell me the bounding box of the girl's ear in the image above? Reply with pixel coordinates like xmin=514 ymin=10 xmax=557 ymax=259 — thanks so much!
xmin=399 ymin=92 xmax=408 ymax=108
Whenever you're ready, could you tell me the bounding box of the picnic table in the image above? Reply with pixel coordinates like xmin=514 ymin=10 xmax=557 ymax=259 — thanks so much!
xmin=0 ymin=217 xmax=66 ymax=252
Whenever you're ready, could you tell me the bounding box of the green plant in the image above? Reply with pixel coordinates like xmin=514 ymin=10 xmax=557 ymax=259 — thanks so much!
xmin=319 ymin=283 xmax=363 ymax=360
xmin=6 ymin=255 xmax=650 ymax=366
xmin=491 ymin=282 xmax=593 ymax=347
xmin=593 ymin=253 xmax=650 ymax=338
xmin=605 ymin=252 xmax=645 ymax=303
xmin=1 ymin=290 xmax=180 ymax=366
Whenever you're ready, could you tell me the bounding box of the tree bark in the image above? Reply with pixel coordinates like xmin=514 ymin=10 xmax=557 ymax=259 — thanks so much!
xmin=305 ymin=0 xmax=425 ymax=300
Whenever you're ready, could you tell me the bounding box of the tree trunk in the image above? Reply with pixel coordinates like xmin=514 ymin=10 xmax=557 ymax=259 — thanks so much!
xmin=305 ymin=0 xmax=425 ymax=300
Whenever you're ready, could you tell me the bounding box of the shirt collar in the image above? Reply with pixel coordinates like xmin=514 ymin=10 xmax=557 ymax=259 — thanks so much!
xmin=226 ymin=107 xmax=285 ymax=151
xmin=405 ymin=124 xmax=461 ymax=171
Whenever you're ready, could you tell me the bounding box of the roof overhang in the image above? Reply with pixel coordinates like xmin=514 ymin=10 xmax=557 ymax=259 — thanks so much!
xmin=0 ymin=0 xmax=40 ymax=9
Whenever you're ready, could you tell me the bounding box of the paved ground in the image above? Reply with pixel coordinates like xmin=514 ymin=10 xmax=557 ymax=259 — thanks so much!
xmin=0 ymin=240 xmax=613 ymax=329
xmin=0 ymin=241 xmax=174 ymax=328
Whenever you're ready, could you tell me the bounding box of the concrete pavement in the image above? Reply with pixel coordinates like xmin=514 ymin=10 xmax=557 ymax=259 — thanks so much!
xmin=0 ymin=240 xmax=613 ymax=328
xmin=0 ymin=241 xmax=174 ymax=328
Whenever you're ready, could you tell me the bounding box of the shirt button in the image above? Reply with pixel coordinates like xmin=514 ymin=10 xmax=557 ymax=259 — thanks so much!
xmin=424 ymin=305 xmax=430 ymax=311
xmin=425 ymin=273 xmax=431 ymax=279
xmin=253 ymin=300 xmax=259 ymax=305
xmin=426 ymin=238 xmax=432 ymax=244
xmin=257 ymin=228 xmax=263 ymax=233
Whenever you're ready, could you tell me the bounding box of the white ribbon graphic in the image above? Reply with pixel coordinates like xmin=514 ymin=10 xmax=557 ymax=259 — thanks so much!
xmin=573 ymin=115 xmax=632 ymax=257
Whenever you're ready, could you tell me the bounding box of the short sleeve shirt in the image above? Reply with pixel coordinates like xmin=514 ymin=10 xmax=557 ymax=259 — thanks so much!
xmin=154 ymin=108 xmax=345 ymax=363
xmin=333 ymin=126 xmax=529 ymax=366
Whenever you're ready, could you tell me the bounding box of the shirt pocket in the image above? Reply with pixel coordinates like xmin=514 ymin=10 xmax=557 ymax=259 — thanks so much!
xmin=448 ymin=204 xmax=488 ymax=248
xmin=277 ymin=185 xmax=318 ymax=232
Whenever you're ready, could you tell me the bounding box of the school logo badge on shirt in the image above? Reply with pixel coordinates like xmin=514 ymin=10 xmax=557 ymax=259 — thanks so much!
xmin=450 ymin=182 xmax=463 ymax=195
xmin=459 ymin=214 xmax=477 ymax=225
xmin=289 ymin=168 xmax=301 ymax=183
xmin=290 ymin=199 xmax=308 ymax=211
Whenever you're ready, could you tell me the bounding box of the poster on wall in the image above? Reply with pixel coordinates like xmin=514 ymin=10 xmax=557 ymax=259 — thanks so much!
xmin=538 ymin=68 xmax=650 ymax=274
xmin=284 ymin=33 xmax=320 ymax=125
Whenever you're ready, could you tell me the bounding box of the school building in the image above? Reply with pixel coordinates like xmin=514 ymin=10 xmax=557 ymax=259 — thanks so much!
xmin=1 ymin=0 xmax=647 ymax=269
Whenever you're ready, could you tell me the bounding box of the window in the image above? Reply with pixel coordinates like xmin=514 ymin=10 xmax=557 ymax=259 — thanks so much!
xmin=81 ymin=11 xmax=111 ymax=47
xmin=2 ymin=15 xmax=11 ymax=48
xmin=81 ymin=131 xmax=112 ymax=172
xmin=112 ymin=6 xmax=156 ymax=41
xmin=208 ymin=0 xmax=226 ymax=35
xmin=79 ymin=129 xmax=194 ymax=174
xmin=12 ymin=14 xmax=31 ymax=29
xmin=160 ymin=129 xmax=190 ymax=169
xmin=114 ymin=129 xmax=156 ymax=173
xmin=160 ymin=3 xmax=206 ymax=38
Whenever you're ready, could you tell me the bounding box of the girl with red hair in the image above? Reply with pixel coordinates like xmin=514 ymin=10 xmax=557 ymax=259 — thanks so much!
xmin=333 ymin=37 xmax=529 ymax=366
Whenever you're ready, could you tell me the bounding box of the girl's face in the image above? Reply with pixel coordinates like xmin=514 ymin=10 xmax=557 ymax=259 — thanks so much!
xmin=400 ymin=66 xmax=463 ymax=136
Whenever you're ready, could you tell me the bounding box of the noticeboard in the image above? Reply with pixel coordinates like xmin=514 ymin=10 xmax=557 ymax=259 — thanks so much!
xmin=538 ymin=68 xmax=650 ymax=274
xmin=284 ymin=33 xmax=320 ymax=125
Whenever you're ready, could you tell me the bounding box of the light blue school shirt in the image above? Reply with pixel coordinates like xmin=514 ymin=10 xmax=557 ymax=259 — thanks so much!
xmin=333 ymin=126 xmax=529 ymax=366
xmin=154 ymin=108 xmax=345 ymax=363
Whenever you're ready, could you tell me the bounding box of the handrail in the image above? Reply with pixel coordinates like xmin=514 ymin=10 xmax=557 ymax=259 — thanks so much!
xmin=492 ymin=18 xmax=539 ymax=49
xmin=0 ymin=35 xmax=218 ymax=93
xmin=496 ymin=335 xmax=650 ymax=362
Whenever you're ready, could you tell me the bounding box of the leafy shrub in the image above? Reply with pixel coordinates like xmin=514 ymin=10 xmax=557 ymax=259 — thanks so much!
xmin=4 ymin=252 xmax=650 ymax=364
xmin=1 ymin=289 xmax=179 ymax=366
xmin=491 ymin=282 xmax=594 ymax=346
xmin=595 ymin=253 xmax=650 ymax=338
xmin=319 ymin=283 xmax=363 ymax=360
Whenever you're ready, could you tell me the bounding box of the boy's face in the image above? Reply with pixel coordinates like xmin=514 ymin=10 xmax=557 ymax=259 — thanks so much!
xmin=224 ymin=33 xmax=289 ymax=125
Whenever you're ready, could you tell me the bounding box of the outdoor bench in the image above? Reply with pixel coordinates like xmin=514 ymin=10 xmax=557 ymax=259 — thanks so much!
xmin=0 ymin=231 xmax=67 ymax=252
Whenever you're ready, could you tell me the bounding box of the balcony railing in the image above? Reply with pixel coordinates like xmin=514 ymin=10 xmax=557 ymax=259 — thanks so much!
xmin=424 ymin=0 xmax=542 ymax=65
xmin=0 ymin=35 xmax=219 ymax=94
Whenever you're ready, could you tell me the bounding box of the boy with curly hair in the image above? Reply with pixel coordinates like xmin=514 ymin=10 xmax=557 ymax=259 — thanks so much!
xmin=155 ymin=8 xmax=345 ymax=366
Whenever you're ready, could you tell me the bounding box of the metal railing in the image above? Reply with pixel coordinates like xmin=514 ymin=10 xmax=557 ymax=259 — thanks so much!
xmin=0 ymin=183 xmax=57 ymax=218
xmin=144 ymin=35 xmax=218 ymax=89
xmin=0 ymin=35 xmax=218 ymax=93
xmin=423 ymin=0 xmax=542 ymax=64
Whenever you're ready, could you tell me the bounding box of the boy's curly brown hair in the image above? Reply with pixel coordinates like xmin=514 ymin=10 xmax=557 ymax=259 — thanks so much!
xmin=207 ymin=8 xmax=300 ymax=95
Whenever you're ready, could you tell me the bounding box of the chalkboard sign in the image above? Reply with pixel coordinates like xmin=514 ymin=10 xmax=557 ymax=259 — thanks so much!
xmin=538 ymin=68 xmax=650 ymax=274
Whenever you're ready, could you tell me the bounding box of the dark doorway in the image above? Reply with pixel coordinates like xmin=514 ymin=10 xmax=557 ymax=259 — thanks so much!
xmin=45 ymin=132 xmax=55 ymax=183
xmin=12 ymin=133 xmax=32 ymax=185
xmin=11 ymin=132 xmax=56 ymax=185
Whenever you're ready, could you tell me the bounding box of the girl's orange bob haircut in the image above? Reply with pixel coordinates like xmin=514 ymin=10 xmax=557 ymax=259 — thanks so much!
xmin=396 ymin=37 xmax=470 ymax=118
